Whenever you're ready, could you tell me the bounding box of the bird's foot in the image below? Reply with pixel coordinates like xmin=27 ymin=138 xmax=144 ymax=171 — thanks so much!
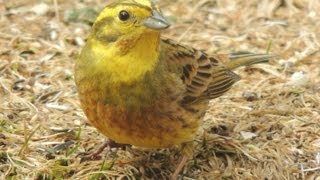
xmin=78 ymin=138 xmax=130 ymax=162
xmin=171 ymin=155 xmax=189 ymax=180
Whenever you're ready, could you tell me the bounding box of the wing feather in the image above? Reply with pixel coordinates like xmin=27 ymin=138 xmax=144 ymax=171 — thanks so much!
xmin=160 ymin=39 xmax=239 ymax=105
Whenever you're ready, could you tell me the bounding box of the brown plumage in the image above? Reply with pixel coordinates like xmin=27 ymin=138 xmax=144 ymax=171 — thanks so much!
xmin=75 ymin=1 xmax=276 ymax=177
xmin=75 ymin=0 xmax=276 ymax=150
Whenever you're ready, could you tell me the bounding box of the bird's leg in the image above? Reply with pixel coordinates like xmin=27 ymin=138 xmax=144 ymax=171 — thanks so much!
xmin=78 ymin=138 xmax=130 ymax=162
xmin=171 ymin=142 xmax=193 ymax=179
xmin=171 ymin=155 xmax=189 ymax=180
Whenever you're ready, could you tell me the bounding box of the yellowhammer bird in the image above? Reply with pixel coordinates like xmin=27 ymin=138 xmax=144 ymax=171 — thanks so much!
xmin=75 ymin=0 xmax=275 ymax=177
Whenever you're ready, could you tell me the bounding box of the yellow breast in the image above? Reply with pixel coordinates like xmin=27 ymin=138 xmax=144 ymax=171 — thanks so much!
xmin=81 ymin=98 xmax=199 ymax=148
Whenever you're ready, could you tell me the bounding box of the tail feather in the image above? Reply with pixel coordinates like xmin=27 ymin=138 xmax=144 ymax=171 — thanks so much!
xmin=227 ymin=52 xmax=277 ymax=70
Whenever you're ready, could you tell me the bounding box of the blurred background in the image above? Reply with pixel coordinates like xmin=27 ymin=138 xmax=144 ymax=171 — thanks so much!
xmin=0 ymin=0 xmax=319 ymax=179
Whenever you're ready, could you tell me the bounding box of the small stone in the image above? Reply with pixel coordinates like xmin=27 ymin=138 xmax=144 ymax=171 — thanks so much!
xmin=31 ymin=3 xmax=50 ymax=16
xmin=287 ymin=71 xmax=309 ymax=87
xmin=242 ymin=91 xmax=259 ymax=101
xmin=240 ymin=131 xmax=257 ymax=140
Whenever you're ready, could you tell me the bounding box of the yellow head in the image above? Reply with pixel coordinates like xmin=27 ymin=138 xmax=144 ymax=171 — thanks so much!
xmin=91 ymin=0 xmax=169 ymax=45
xmin=76 ymin=0 xmax=170 ymax=89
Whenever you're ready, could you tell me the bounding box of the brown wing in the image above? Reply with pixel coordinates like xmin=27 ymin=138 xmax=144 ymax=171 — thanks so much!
xmin=198 ymin=55 xmax=240 ymax=101
xmin=160 ymin=39 xmax=240 ymax=105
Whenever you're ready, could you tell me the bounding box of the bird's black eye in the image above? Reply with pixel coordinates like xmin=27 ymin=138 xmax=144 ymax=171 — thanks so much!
xmin=119 ymin=10 xmax=130 ymax=21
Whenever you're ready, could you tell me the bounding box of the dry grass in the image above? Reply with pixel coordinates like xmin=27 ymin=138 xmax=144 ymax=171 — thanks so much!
xmin=1 ymin=0 xmax=320 ymax=179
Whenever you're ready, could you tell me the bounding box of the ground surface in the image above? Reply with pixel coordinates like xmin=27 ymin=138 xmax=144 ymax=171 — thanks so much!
xmin=0 ymin=0 xmax=320 ymax=179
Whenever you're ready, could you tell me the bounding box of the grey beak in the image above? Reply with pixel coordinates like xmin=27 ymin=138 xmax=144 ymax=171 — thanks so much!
xmin=143 ymin=10 xmax=170 ymax=30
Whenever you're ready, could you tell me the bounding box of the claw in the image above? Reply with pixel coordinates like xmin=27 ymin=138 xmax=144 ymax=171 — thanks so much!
xmin=77 ymin=138 xmax=130 ymax=162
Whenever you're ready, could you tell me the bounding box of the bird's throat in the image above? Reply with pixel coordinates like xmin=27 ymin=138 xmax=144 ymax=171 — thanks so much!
xmin=97 ymin=31 xmax=161 ymax=84
xmin=76 ymin=31 xmax=164 ymax=108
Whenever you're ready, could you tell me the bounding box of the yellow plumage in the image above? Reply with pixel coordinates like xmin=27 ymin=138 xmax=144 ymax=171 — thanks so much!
xmin=75 ymin=0 xmax=275 ymax=148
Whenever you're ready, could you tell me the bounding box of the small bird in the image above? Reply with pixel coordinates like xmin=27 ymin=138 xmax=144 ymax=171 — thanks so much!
xmin=75 ymin=0 xmax=275 ymax=177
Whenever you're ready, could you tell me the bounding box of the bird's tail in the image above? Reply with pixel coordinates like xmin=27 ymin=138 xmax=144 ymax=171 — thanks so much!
xmin=226 ymin=52 xmax=277 ymax=70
